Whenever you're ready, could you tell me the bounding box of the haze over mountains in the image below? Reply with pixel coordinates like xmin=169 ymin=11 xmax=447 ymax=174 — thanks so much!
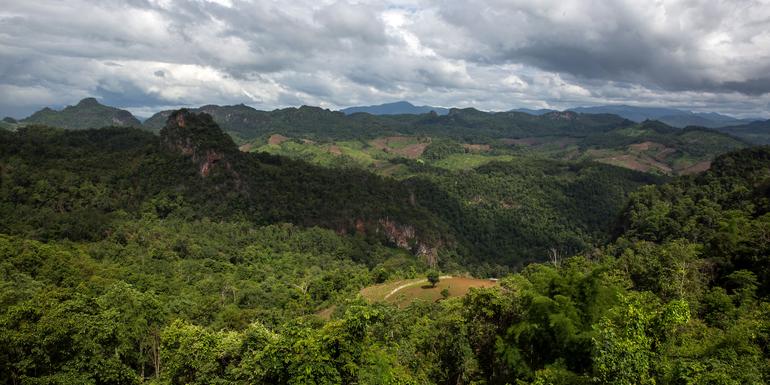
xmin=567 ymin=105 xmax=758 ymax=128
xmin=340 ymin=101 xmax=449 ymax=116
xmin=9 ymin=98 xmax=765 ymax=130
xmin=345 ymin=101 xmax=760 ymax=128
xmin=7 ymin=98 xmax=769 ymax=145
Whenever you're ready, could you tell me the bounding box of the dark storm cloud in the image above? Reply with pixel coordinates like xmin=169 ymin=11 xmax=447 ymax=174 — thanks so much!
xmin=0 ymin=0 xmax=769 ymax=118
xmin=427 ymin=0 xmax=770 ymax=95
xmin=720 ymin=78 xmax=770 ymax=96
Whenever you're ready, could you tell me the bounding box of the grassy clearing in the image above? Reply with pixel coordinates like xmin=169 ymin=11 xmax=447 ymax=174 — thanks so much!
xmin=360 ymin=278 xmax=425 ymax=301
xmin=360 ymin=276 xmax=498 ymax=308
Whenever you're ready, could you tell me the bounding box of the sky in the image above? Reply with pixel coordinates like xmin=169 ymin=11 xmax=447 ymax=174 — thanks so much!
xmin=1 ymin=0 xmax=770 ymax=118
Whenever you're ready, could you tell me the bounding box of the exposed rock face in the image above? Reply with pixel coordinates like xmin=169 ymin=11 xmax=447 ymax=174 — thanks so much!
xmin=378 ymin=218 xmax=439 ymax=266
xmin=416 ymin=243 xmax=439 ymax=268
xmin=378 ymin=218 xmax=416 ymax=249
xmin=355 ymin=218 xmax=367 ymax=234
xmin=199 ymin=150 xmax=225 ymax=177
xmin=160 ymin=109 xmax=241 ymax=181
xmin=159 ymin=109 xmax=443 ymax=262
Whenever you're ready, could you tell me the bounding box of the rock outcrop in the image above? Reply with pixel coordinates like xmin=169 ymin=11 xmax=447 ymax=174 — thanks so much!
xmin=159 ymin=109 xmax=444 ymax=262
xmin=378 ymin=218 xmax=439 ymax=267
xmin=160 ymin=109 xmax=241 ymax=182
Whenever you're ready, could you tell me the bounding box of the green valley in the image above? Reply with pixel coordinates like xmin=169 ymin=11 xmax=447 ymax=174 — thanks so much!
xmin=5 ymin=2 xmax=770 ymax=383
xmin=1 ymin=105 xmax=768 ymax=385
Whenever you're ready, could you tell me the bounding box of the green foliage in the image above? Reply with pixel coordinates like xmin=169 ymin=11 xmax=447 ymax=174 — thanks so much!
xmin=2 ymin=111 xmax=770 ymax=384
xmin=577 ymin=122 xmax=745 ymax=159
xmin=616 ymin=240 xmax=705 ymax=303
xmin=0 ymin=117 xmax=452 ymax=254
xmin=0 ymin=118 xmax=17 ymax=131
xmin=143 ymin=106 xmax=634 ymax=142
xmin=592 ymin=292 xmax=658 ymax=385
xmin=422 ymin=139 xmax=465 ymax=160
xmin=717 ymin=119 xmax=770 ymax=144
xmin=0 ymin=281 xmax=163 ymax=384
xmin=408 ymin=158 xmax=663 ymax=267
xmin=21 ymin=98 xmax=142 ymax=129
xmin=427 ymin=270 xmax=440 ymax=287
xmin=618 ymin=146 xmax=770 ymax=294
xmin=160 ymin=319 xmax=242 ymax=384
xmin=0 ymin=111 xmax=668 ymax=272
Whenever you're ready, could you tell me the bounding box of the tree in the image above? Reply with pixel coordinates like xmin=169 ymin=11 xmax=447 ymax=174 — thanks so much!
xmin=427 ymin=270 xmax=440 ymax=287
xmin=593 ymin=293 xmax=657 ymax=385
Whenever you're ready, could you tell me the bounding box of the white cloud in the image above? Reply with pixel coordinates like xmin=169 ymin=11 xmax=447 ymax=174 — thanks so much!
xmin=0 ymin=0 xmax=769 ymax=118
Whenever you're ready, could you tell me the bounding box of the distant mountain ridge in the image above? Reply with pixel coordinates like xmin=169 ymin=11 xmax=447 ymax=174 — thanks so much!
xmin=143 ymin=104 xmax=408 ymax=140
xmin=715 ymin=119 xmax=770 ymax=144
xmin=16 ymin=99 xmax=768 ymax=146
xmin=509 ymin=108 xmax=557 ymax=115
xmin=567 ymin=104 xmax=757 ymax=128
xmin=21 ymin=98 xmax=141 ymax=129
xmin=144 ymin=104 xmax=635 ymax=141
xmin=340 ymin=101 xmax=449 ymax=116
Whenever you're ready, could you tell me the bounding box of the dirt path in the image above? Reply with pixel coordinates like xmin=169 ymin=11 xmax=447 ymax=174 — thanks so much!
xmin=383 ymin=276 xmax=452 ymax=300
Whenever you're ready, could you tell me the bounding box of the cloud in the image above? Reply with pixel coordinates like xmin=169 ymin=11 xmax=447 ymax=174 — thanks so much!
xmin=0 ymin=0 xmax=769 ymax=118
xmin=426 ymin=0 xmax=770 ymax=94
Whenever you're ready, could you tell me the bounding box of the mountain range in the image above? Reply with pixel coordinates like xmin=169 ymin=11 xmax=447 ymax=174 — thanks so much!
xmin=6 ymin=98 xmax=769 ymax=145
xmin=714 ymin=119 xmax=770 ymax=144
xmin=4 ymin=100 xmax=770 ymax=384
xmin=567 ymin=104 xmax=758 ymax=128
xmin=509 ymin=108 xmax=557 ymax=115
xmin=344 ymin=102 xmax=761 ymax=129
xmin=340 ymin=101 xmax=449 ymax=115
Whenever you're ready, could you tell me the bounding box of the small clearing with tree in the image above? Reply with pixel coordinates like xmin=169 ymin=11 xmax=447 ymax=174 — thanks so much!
xmin=360 ymin=276 xmax=498 ymax=308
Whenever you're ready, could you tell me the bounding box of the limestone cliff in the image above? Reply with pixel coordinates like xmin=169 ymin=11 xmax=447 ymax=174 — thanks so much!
xmin=160 ymin=109 xmax=242 ymax=183
xmin=159 ymin=109 xmax=444 ymax=262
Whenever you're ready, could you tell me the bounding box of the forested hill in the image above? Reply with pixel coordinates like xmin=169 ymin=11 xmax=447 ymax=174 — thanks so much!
xmin=448 ymin=147 xmax=770 ymax=384
xmin=615 ymin=146 xmax=770 ymax=292
xmin=143 ymin=104 xmax=409 ymax=141
xmin=2 ymin=109 xmax=669 ymax=270
xmin=158 ymin=110 xmax=452 ymax=257
xmin=0 ymin=111 xmax=453 ymax=262
xmin=2 ymin=142 xmax=769 ymax=384
xmin=716 ymin=119 xmax=770 ymax=144
xmin=569 ymin=104 xmax=756 ymax=128
xmin=141 ymin=105 xmax=747 ymax=176
xmin=340 ymin=101 xmax=450 ymax=115
xmin=7 ymin=99 xmax=744 ymax=178
xmin=20 ymin=97 xmax=141 ymax=129
xmin=142 ymin=104 xmax=635 ymax=141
